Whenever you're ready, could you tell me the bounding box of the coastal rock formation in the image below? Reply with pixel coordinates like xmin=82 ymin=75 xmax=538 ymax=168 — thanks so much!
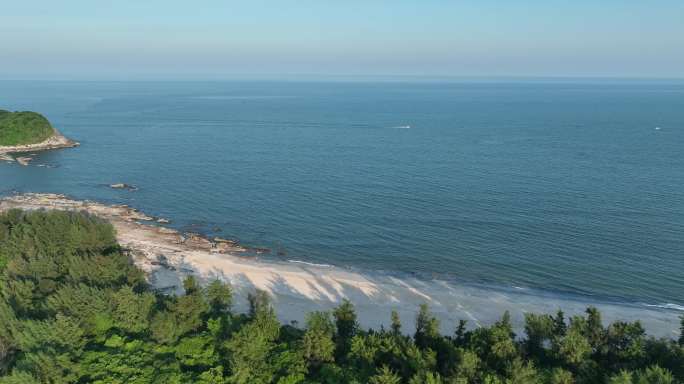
xmin=0 ymin=129 xmax=79 ymax=154
xmin=0 ymin=110 xmax=79 ymax=156
xmin=16 ymin=157 xmax=32 ymax=166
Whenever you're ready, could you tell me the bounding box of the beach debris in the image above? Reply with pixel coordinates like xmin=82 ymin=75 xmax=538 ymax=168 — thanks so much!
xmin=110 ymin=183 xmax=138 ymax=191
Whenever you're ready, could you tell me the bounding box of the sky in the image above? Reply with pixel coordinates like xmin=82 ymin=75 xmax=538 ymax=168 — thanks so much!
xmin=1 ymin=0 xmax=684 ymax=80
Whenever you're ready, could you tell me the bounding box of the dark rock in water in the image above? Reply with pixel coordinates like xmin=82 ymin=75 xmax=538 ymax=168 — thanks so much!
xmin=214 ymin=237 xmax=238 ymax=245
xmin=252 ymin=247 xmax=271 ymax=254
xmin=110 ymin=183 xmax=138 ymax=191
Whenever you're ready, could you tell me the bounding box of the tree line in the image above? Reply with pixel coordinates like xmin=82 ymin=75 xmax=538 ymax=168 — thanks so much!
xmin=0 ymin=209 xmax=683 ymax=383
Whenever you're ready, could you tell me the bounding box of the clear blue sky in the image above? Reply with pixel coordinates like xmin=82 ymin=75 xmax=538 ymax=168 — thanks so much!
xmin=2 ymin=0 xmax=683 ymax=80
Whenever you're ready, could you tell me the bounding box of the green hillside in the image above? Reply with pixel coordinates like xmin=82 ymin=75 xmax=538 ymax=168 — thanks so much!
xmin=0 ymin=110 xmax=55 ymax=146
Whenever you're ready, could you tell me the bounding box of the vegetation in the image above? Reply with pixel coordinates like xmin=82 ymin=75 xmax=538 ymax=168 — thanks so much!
xmin=1 ymin=210 xmax=683 ymax=383
xmin=0 ymin=110 xmax=55 ymax=146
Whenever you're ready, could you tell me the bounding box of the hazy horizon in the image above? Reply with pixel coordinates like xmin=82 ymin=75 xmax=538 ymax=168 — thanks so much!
xmin=2 ymin=1 xmax=684 ymax=80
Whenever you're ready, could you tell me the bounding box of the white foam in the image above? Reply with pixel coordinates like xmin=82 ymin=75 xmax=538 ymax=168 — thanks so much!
xmin=287 ymin=259 xmax=333 ymax=268
xmin=643 ymin=303 xmax=684 ymax=311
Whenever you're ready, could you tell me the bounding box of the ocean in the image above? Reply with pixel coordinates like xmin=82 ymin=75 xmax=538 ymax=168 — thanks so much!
xmin=1 ymin=79 xmax=683 ymax=314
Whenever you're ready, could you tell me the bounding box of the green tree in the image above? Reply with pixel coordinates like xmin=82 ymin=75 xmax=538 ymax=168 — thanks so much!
xmin=608 ymin=370 xmax=634 ymax=384
xmin=333 ymin=299 xmax=358 ymax=359
xmin=175 ymin=335 xmax=219 ymax=368
xmin=415 ymin=304 xmax=440 ymax=349
xmin=635 ymin=365 xmax=674 ymax=384
xmin=369 ymin=366 xmax=401 ymax=384
xmin=505 ymin=358 xmax=540 ymax=384
xmin=183 ymin=275 xmax=201 ymax=294
xmin=390 ymin=311 xmax=402 ymax=336
xmin=585 ymin=307 xmax=605 ymax=350
xmin=524 ymin=313 xmax=554 ymax=361
xmin=454 ymin=349 xmax=480 ymax=382
xmin=302 ymin=311 xmax=336 ymax=366
xmin=0 ymin=370 xmax=39 ymax=384
xmin=548 ymin=367 xmax=573 ymax=384
xmin=196 ymin=366 xmax=227 ymax=384
xmin=553 ymin=310 xmax=567 ymax=337
xmin=248 ymin=289 xmax=271 ymax=318
xmin=604 ymin=321 xmax=646 ymax=372
xmin=333 ymin=299 xmax=358 ymax=342
xmin=554 ymin=327 xmax=591 ymax=366
xmin=205 ymin=279 xmax=233 ymax=314
xmin=226 ymin=306 xmax=281 ymax=384
xmin=111 ymin=286 xmax=155 ymax=334
xmin=454 ymin=319 xmax=467 ymax=346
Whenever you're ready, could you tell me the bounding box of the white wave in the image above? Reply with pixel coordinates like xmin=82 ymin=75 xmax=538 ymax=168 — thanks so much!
xmin=643 ymin=303 xmax=684 ymax=311
xmin=287 ymin=259 xmax=333 ymax=268
xmin=512 ymin=286 xmax=525 ymax=290
xmin=391 ymin=125 xmax=411 ymax=129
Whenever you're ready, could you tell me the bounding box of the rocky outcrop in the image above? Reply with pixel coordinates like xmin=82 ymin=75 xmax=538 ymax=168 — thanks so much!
xmin=16 ymin=157 xmax=32 ymax=166
xmin=0 ymin=129 xmax=79 ymax=155
xmin=110 ymin=183 xmax=138 ymax=191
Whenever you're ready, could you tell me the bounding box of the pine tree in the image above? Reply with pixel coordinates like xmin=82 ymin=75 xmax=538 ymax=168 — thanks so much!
xmin=390 ymin=310 xmax=402 ymax=336
xmin=454 ymin=319 xmax=467 ymax=346
xmin=553 ymin=310 xmax=567 ymax=337
xmin=414 ymin=304 xmax=440 ymax=349
xmin=333 ymin=299 xmax=358 ymax=342
xmin=205 ymin=279 xmax=233 ymax=314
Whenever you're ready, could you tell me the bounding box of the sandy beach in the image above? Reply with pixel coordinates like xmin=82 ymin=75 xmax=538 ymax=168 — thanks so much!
xmin=0 ymin=193 xmax=680 ymax=338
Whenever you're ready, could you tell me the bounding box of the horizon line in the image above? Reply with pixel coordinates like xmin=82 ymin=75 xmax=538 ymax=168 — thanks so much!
xmin=2 ymin=74 xmax=684 ymax=83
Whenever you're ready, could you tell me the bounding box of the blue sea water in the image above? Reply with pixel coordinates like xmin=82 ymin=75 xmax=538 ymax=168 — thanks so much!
xmin=1 ymin=79 xmax=683 ymax=311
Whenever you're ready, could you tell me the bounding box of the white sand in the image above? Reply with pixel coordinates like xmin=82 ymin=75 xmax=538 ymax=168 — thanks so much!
xmin=0 ymin=193 xmax=680 ymax=338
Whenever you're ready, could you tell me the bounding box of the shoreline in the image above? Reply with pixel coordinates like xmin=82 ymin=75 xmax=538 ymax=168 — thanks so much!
xmin=0 ymin=192 xmax=680 ymax=338
xmin=0 ymin=129 xmax=79 ymax=163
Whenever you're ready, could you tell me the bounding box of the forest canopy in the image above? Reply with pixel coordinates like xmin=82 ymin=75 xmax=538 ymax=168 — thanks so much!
xmin=0 ymin=110 xmax=55 ymax=146
xmin=0 ymin=209 xmax=683 ymax=383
